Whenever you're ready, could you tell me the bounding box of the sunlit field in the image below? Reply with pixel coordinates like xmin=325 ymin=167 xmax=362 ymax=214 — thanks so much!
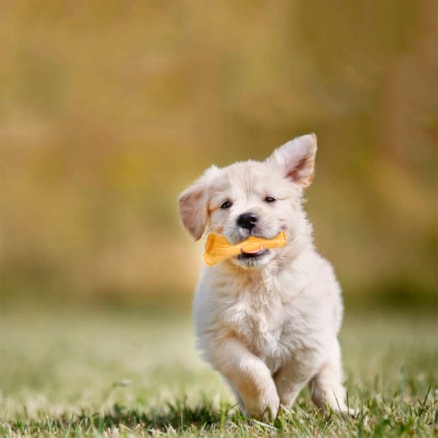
xmin=1 ymin=309 xmax=436 ymax=437
xmin=1 ymin=1 xmax=436 ymax=309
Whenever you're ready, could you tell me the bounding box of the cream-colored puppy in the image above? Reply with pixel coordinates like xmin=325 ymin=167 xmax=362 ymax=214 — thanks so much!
xmin=179 ymin=134 xmax=351 ymax=420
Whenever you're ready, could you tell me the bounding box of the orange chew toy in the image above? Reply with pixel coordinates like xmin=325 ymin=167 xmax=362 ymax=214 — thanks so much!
xmin=203 ymin=231 xmax=287 ymax=267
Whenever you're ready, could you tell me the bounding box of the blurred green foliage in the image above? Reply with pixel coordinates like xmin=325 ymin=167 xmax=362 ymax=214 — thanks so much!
xmin=0 ymin=1 xmax=436 ymax=310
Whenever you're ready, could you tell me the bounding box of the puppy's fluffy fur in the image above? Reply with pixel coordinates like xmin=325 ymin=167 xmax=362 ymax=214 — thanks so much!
xmin=179 ymin=134 xmax=351 ymax=420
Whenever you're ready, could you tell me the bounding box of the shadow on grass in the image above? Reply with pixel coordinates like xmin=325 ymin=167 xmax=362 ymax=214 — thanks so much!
xmin=6 ymin=400 xmax=331 ymax=436
xmin=9 ymin=401 xmax=234 ymax=435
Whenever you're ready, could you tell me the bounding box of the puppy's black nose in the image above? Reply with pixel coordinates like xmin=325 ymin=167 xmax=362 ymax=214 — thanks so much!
xmin=237 ymin=212 xmax=258 ymax=230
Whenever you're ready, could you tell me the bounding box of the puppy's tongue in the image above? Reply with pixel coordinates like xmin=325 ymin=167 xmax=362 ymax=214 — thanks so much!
xmin=241 ymin=247 xmax=265 ymax=256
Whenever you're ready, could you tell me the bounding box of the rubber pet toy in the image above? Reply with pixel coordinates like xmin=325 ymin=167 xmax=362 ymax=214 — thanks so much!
xmin=203 ymin=231 xmax=287 ymax=266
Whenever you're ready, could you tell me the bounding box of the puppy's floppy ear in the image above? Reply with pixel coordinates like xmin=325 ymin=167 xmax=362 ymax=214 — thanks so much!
xmin=267 ymin=133 xmax=317 ymax=188
xmin=179 ymin=183 xmax=208 ymax=240
xmin=178 ymin=166 xmax=218 ymax=240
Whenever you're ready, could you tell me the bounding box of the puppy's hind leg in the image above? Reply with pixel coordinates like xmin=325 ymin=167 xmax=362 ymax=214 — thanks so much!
xmin=309 ymin=340 xmax=355 ymax=415
xmin=210 ymin=336 xmax=280 ymax=421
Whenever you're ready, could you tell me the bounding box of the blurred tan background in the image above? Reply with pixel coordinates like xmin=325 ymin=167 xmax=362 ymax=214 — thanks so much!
xmin=1 ymin=0 xmax=436 ymax=311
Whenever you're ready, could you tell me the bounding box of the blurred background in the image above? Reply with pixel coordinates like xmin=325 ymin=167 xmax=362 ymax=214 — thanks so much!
xmin=1 ymin=0 xmax=437 ymax=313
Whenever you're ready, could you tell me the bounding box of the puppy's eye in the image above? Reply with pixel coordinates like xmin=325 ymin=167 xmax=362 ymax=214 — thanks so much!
xmin=264 ymin=196 xmax=276 ymax=203
xmin=220 ymin=201 xmax=233 ymax=209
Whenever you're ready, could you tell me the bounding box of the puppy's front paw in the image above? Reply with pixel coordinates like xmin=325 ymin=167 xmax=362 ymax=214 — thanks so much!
xmin=343 ymin=407 xmax=358 ymax=417
xmin=244 ymin=389 xmax=280 ymax=421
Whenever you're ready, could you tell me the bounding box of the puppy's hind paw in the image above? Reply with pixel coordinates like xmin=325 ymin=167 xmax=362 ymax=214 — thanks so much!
xmin=344 ymin=407 xmax=359 ymax=418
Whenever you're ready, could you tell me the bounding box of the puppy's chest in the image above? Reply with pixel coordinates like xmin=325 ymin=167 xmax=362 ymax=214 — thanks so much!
xmin=223 ymin=290 xmax=302 ymax=363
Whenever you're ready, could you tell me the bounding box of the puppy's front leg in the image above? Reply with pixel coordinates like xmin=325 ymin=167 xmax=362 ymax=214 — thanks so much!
xmin=274 ymin=354 xmax=316 ymax=409
xmin=210 ymin=336 xmax=279 ymax=420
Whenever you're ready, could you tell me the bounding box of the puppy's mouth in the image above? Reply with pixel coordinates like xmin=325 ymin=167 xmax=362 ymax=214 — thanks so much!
xmin=237 ymin=247 xmax=270 ymax=261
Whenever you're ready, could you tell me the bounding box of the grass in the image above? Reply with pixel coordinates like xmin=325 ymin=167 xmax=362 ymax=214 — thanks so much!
xmin=0 ymin=308 xmax=437 ymax=437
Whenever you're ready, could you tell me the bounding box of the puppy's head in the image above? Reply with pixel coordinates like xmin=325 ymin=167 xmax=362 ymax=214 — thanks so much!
xmin=179 ymin=134 xmax=317 ymax=269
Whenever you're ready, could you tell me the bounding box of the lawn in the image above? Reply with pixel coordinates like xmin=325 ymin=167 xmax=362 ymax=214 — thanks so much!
xmin=0 ymin=308 xmax=436 ymax=437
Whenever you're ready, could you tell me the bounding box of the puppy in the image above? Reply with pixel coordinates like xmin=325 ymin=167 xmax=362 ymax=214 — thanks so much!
xmin=178 ymin=134 xmax=351 ymax=420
